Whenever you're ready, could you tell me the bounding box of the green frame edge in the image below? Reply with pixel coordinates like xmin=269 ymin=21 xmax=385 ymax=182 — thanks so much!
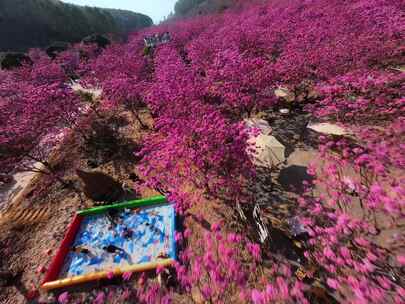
xmin=77 ymin=195 xmax=167 ymax=216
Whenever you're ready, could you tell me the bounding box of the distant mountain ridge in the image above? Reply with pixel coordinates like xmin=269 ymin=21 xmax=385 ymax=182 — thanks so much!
xmin=0 ymin=0 xmax=153 ymax=52
xmin=174 ymin=0 xmax=236 ymax=17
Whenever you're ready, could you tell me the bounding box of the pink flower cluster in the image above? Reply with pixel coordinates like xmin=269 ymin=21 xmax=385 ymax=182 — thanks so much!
xmin=0 ymin=0 xmax=403 ymax=302
xmin=0 ymin=50 xmax=83 ymax=174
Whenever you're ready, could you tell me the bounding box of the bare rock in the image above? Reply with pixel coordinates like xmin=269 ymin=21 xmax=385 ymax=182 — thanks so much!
xmin=244 ymin=118 xmax=272 ymax=135
xmin=307 ymin=122 xmax=349 ymax=136
xmin=70 ymin=81 xmax=102 ymax=100
xmin=46 ymin=41 xmax=70 ymax=59
xmin=248 ymin=134 xmax=286 ymax=168
xmin=245 ymin=118 xmax=285 ymax=168
xmin=0 ymin=52 xmax=32 ymax=70
xmin=390 ymin=65 xmax=405 ymax=73
xmin=82 ymin=34 xmax=110 ymax=48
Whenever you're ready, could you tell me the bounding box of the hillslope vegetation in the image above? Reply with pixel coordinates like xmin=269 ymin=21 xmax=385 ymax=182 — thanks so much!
xmin=174 ymin=0 xmax=236 ymax=17
xmin=0 ymin=0 xmax=404 ymax=303
xmin=0 ymin=0 xmax=153 ymax=51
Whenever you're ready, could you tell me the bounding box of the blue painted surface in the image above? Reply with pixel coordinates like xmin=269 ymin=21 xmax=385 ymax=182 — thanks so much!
xmin=60 ymin=204 xmax=176 ymax=278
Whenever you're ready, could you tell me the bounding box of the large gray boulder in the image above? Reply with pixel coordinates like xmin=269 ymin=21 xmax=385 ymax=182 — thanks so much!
xmin=245 ymin=118 xmax=286 ymax=168
xmin=0 ymin=52 xmax=32 ymax=70
xmin=244 ymin=118 xmax=272 ymax=135
xmin=46 ymin=41 xmax=70 ymax=59
xmin=82 ymin=34 xmax=111 ymax=49
xmin=249 ymin=135 xmax=286 ymax=168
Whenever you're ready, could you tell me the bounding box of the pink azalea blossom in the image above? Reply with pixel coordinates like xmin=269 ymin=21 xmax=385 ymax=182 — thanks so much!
xmin=122 ymin=271 xmax=133 ymax=281
xmin=106 ymin=271 xmax=114 ymax=280
xmin=156 ymin=265 xmax=165 ymax=275
xmin=58 ymin=292 xmax=69 ymax=304
xmin=1 ymin=0 xmax=403 ymax=303
xmin=327 ymin=278 xmax=339 ymax=289
xmin=396 ymin=255 xmax=405 ymax=266
xmin=93 ymin=292 xmax=105 ymax=304
xmin=251 ymin=289 xmax=265 ymax=304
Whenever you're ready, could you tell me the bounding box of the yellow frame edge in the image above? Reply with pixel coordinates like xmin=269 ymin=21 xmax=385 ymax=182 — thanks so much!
xmin=41 ymin=258 xmax=174 ymax=290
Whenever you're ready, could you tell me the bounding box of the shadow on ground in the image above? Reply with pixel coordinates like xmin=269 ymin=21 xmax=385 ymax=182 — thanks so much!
xmin=277 ymin=165 xmax=313 ymax=194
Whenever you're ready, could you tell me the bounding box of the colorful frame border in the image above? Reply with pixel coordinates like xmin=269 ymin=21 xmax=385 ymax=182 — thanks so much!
xmin=41 ymin=195 xmax=176 ymax=290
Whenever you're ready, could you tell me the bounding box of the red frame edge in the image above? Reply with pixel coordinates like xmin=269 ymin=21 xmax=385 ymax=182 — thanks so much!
xmin=42 ymin=214 xmax=83 ymax=285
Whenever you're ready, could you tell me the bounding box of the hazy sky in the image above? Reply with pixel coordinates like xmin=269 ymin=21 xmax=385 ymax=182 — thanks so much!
xmin=61 ymin=1 xmax=178 ymax=23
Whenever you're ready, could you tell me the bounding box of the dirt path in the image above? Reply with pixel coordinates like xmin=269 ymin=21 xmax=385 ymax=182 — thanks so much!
xmin=0 ymin=109 xmax=151 ymax=303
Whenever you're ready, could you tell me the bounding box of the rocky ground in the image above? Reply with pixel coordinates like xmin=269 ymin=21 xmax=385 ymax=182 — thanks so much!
xmin=0 ymin=106 xmax=322 ymax=303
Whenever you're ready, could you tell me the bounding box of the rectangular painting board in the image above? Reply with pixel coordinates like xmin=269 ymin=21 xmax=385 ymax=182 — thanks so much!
xmin=41 ymin=195 xmax=176 ymax=290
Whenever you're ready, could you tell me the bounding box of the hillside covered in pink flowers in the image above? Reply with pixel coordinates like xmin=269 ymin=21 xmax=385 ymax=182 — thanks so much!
xmin=0 ymin=0 xmax=404 ymax=303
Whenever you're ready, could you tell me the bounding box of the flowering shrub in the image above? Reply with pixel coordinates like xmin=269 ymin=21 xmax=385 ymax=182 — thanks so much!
xmin=298 ymin=70 xmax=404 ymax=302
xmin=310 ymin=70 xmax=405 ymax=125
xmin=0 ymin=0 xmax=403 ymax=303
xmin=297 ymin=128 xmax=405 ymax=303
xmin=175 ymin=226 xmax=257 ymax=303
xmin=137 ymin=101 xmax=254 ymax=211
xmin=0 ymin=56 xmax=82 ymax=174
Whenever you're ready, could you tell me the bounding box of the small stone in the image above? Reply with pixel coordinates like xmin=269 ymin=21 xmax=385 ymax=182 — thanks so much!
xmin=244 ymin=118 xmax=272 ymax=135
xmin=70 ymin=81 xmax=103 ymax=100
xmin=307 ymin=122 xmax=349 ymax=136
xmin=247 ymin=135 xmax=286 ymax=168
xmin=391 ymin=65 xmax=405 ymax=73
xmin=275 ymin=87 xmax=295 ymax=102
xmin=275 ymin=87 xmax=289 ymax=98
